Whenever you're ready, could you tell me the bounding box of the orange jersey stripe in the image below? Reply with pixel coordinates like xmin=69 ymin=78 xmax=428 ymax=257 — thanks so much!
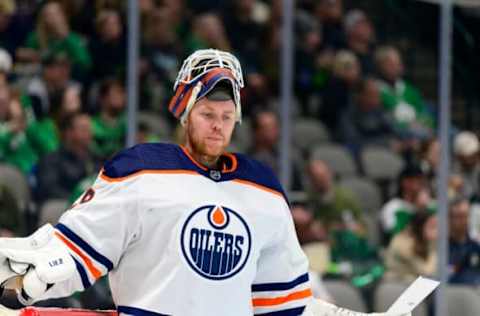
xmin=232 ymin=179 xmax=284 ymax=199
xmin=180 ymin=146 xmax=208 ymax=171
xmin=99 ymin=169 xmax=199 ymax=183
xmin=252 ymin=288 xmax=312 ymax=307
xmin=54 ymin=231 xmax=102 ymax=280
xmin=221 ymin=152 xmax=238 ymax=173
xmin=180 ymin=146 xmax=238 ymax=173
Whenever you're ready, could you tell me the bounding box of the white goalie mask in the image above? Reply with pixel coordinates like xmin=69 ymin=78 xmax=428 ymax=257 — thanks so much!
xmin=168 ymin=49 xmax=244 ymax=124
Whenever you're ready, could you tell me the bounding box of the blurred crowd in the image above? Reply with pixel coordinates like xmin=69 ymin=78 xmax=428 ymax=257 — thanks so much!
xmin=0 ymin=0 xmax=480 ymax=312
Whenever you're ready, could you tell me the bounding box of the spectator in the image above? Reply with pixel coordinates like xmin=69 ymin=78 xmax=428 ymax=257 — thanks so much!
xmin=16 ymin=1 xmax=91 ymax=80
xmin=89 ymin=9 xmax=126 ymax=81
xmin=222 ymin=0 xmax=265 ymax=73
xmin=291 ymin=202 xmax=327 ymax=245
xmin=0 ymin=52 xmax=38 ymax=174
xmin=306 ymin=159 xmax=381 ymax=286
xmin=375 ymin=46 xmax=434 ymax=140
xmin=448 ymin=197 xmax=480 ymax=285
xmin=222 ymin=1 xmax=270 ymax=108
xmin=384 ymin=210 xmax=437 ymax=282
xmin=319 ymin=50 xmax=360 ymax=133
xmin=343 ymin=9 xmax=376 ymax=75
xmin=141 ymin=7 xmax=181 ymax=110
xmin=0 ymin=0 xmax=33 ymax=57
xmin=0 ymin=86 xmax=38 ymax=174
xmin=380 ymin=164 xmax=432 ymax=239
xmin=249 ymin=109 xmax=304 ymax=190
xmin=338 ymin=77 xmax=400 ymax=155
xmin=27 ymin=84 xmax=81 ymax=158
xmin=56 ymin=0 xmax=96 ymax=38
xmin=161 ymin=0 xmax=190 ymax=40
xmin=185 ymin=13 xmax=230 ymax=54
xmin=260 ymin=0 xmax=281 ymax=90
xmin=452 ymin=131 xmax=480 ymax=199
xmin=36 ymin=112 xmax=99 ymax=205
xmin=0 ymin=48 xmax=37 ymax=126
xmin=294 ymin=11 xmax=327 ymax=115
xmin=26 ymin=52 xmax=81 ymax=119
xmin=306 ymin=159 xmax=362 ymax=230
xmin=314 ymin=0 xmax=345 ymax=50
xmin=417 ymin=138 xmax=439 ymax=188
xmin=91 ymin=78 xmax=126 ymax=160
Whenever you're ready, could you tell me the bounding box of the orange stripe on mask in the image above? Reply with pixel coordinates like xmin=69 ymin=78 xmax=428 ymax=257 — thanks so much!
xmin=201 ymin=68 xmax=234 ymax=84
xmin=54 ymin=231 xmax=102 ymax=280
xmin=252 ymin=288 xmax=312 ymax=307
xmin=173 ymin=85 xmax=195 ymax=118
xmin=168 ymin=84 xmax=185 ymax=112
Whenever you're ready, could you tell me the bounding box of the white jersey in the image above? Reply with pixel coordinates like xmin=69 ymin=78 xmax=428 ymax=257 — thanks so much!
xmin=43 ymin=143 xmax=312 ymax=316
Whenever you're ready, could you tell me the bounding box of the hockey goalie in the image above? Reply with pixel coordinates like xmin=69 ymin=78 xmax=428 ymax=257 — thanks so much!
xmin=0 ymin=49 xmax=412 ymax=316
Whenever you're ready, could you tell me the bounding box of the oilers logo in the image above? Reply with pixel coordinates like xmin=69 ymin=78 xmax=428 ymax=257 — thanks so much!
xmin=180 ymin=205 xmax=251 ymax=280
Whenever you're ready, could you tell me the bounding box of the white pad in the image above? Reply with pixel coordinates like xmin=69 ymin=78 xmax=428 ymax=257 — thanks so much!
xmin=0 ymin=224 xmax=76 ymax=302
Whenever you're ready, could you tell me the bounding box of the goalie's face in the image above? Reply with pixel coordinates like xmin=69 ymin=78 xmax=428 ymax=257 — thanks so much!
xmin=185 ymin=97 xmax=236 ymax=162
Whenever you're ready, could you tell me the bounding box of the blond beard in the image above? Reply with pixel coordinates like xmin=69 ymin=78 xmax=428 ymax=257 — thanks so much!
xmin=185 ymin=121 xmax=229 ymax=168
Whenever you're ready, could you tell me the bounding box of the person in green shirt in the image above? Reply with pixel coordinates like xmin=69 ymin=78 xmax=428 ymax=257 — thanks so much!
xmin=380 ymin=164 xmax=435 ymax=244
xmin=26 ymin=80 xmax=83 ymax=159
xmin=306 ymin=159 xmax=363 ymax=227
xmin=15 ymin=2 xmax=91 ymax=80
xmin=26 ymin=116 xmax=60 ymax=158
xmin=306 ymin=159 xmax=381 ymax=285
xmin=0 ymin=87 xmax=38 ymax=174
xmin=91 ymin=78 xmax=126 ymax=160
xmin=375 ymin=46 xmax=434 ymax=139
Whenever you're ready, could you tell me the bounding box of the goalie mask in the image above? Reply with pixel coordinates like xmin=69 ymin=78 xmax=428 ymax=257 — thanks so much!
xmin=168 ymin=49 xmax=244 ymax=125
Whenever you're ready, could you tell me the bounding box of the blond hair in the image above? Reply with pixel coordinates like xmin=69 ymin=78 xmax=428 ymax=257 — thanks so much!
xmin=36 ymin=2 xmax=69 ymax=50
xmin=332 ymin=50 xmax=358 ymax=76
xmin=374 ymin=45 xmax=399 ymax=67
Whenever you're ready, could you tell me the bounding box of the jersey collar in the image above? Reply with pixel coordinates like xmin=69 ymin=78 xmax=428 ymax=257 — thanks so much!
xmin=179 ymin=145 xmax=238 ymax=181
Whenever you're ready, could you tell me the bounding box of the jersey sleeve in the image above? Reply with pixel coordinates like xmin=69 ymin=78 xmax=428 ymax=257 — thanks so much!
xmin=251 ymin=202 xmax=312 ymax=316
xmin=40 ymin=151 xmax=142 ymax=299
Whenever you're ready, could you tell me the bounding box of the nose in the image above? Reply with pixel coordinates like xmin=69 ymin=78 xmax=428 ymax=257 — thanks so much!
xmin=211 ymin=116 xmax=222 ymax=131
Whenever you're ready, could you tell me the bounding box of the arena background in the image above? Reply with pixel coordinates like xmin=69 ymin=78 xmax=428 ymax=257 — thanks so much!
xmin=1 ymin=0 xmax=480 ymax=315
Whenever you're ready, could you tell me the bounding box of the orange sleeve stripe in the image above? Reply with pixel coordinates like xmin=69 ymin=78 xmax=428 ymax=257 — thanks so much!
xmin=252 ymin=288 xmax=312 ymax=307
xmin=232 ymin=179 xmax=285 ymax=199
xmin=54 ymin=231 xmax=102 ymax=280
xmin=99 ymin=169 xmax=198 ymax=183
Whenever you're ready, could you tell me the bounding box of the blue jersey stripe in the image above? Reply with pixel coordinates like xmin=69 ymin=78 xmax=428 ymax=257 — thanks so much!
xmin=56 ymin=223 xmax=114 ymax=271
xmin=72 ymin=256 xmax=91 ymax=289
xmin=255 ymin=306 xmax=306 ymax=316
xmin=118 ymin=306 xmax=171 ymax=316
xmin=252 ymin=273 xmax=309 ymax=292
